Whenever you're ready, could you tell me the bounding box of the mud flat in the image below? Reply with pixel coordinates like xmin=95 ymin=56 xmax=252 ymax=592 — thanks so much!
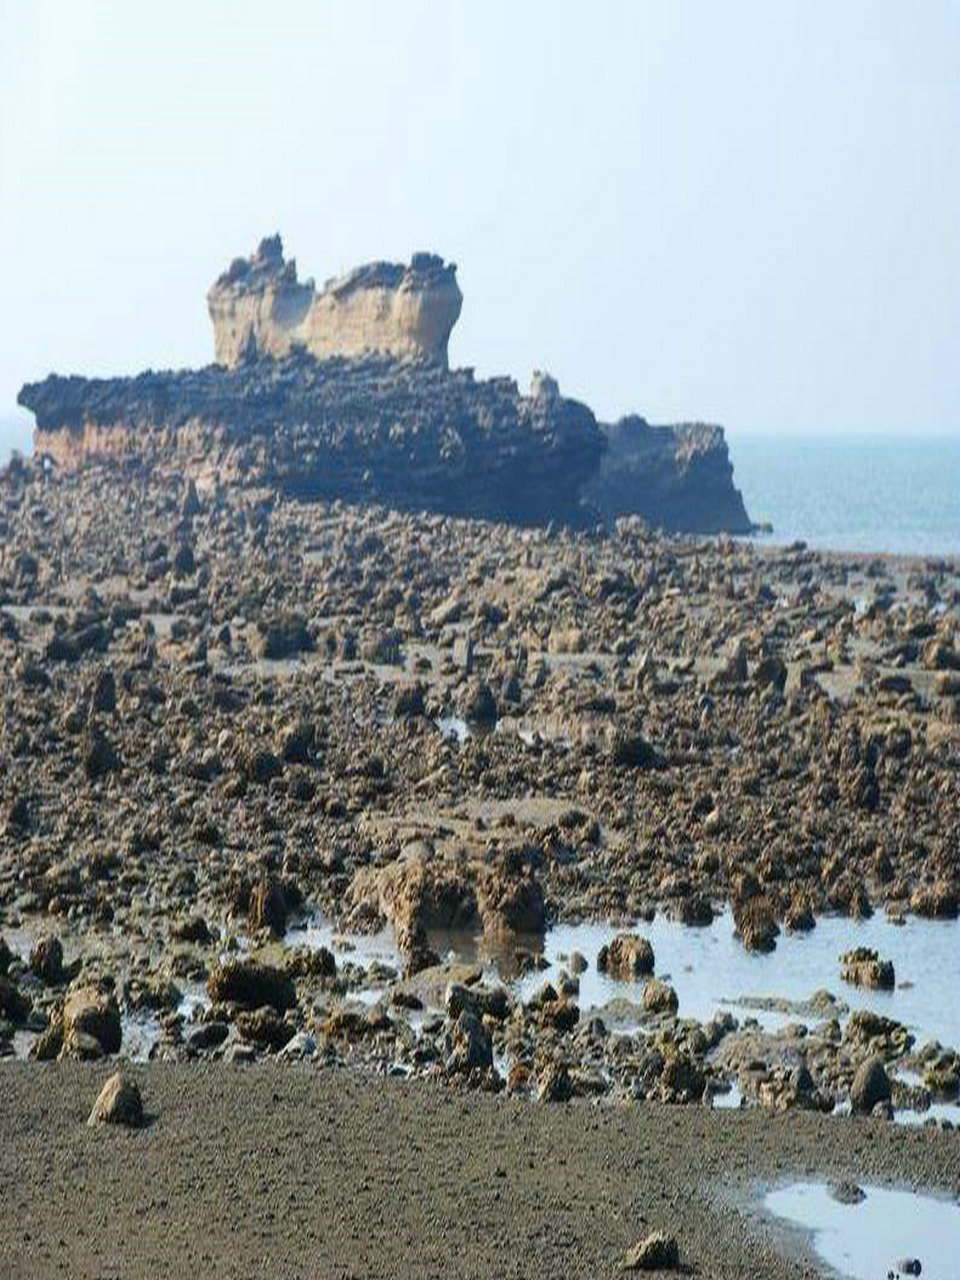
xmin=1 ymin=1062 xmax=959 ymax=1280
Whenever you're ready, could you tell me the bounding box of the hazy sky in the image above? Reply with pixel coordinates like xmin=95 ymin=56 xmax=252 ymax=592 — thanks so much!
xmin=2 ymin=0 xmax=958 ymax=455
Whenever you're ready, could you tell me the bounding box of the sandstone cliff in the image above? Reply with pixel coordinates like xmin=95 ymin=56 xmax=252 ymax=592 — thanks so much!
xmin=207 ymin=236 xmax=462 ymax=368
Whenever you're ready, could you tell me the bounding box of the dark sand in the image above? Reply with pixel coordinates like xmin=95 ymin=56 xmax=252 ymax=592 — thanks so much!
xmin=1 ymin=1063 xmax=957 ymax=1280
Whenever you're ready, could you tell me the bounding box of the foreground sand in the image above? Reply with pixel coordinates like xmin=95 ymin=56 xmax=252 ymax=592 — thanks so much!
xmin=1 ymin=1063 xmax=957 ymax=1280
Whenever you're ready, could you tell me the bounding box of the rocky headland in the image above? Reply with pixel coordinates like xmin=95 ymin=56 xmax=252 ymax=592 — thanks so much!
xmin=3 ymin=239 xmax=958 ymax=1280
xmin=18 ymin=236 xmax=751 ymax=534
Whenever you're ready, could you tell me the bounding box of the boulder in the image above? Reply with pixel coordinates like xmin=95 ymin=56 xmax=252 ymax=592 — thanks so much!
xmin=622 ymin=1232 xmax=680 ymax=1271
xmin=248 ymin=876 xmax=289 ymax=937
xmin=88 ymin=1072 xmax=144 ymax=1127
xmin=29 ymin=936 xmax=64 ymax=985
xmin=477 ymin=859 xmax=545 ymax=935
xmin=611 ymin=729 xmax=664 ymax=770
xmin=597 ymin=934 xmax=655 ymax=978
xmin=84 ymin=723 xmax=119 ymax=778
xmin=254 ymin=613 xmax=313 ymax=660
xmin=63 ymin=985 xmax=122 ymax=1055
xmin=207 ymin=959 xmax=295 ymax=1012
xmin=0 ymin=976 xmax=30 ymax=1024
xmin=446 ymin=1010 xmax=492 ymax=1075
xmin=641 ymin=979 xmax=678 ymax=1016
xmin=840 ymin=947 xmax=895 ymax=991
xmin=733 ymin=894 xmax=779 ymax=953
xmin=536 ymin=1060 xmax=573 ymax=1103
xmin=850 ymin=1055 xmax=891 ymax=1114
xmin=660 ymin=1052 xmax=705 ymax=1104
xmin=235 ymin=1006 xmax=296 ymax=1052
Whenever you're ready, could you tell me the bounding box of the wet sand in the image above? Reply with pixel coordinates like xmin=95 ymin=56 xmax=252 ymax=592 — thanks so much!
xmin=1 ymin=1062 xmax=958 ymax=1280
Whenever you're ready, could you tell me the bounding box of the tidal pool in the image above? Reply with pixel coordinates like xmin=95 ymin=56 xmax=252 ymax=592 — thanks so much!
xmin=765 ymin=1181 xmax=960 ymax=1280
xmin=512 ymin=910 xmax=960 ymax=1052
xmin=286 ymin=907 xmax=960 ymax=1056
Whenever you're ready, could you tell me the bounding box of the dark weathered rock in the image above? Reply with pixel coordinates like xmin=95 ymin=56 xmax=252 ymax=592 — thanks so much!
xmin=207 ymin=959 xmax=295 ymax=1013
xmin=585 ymin=414 xmax=752 ymax=534
xmin=851 ymin=1055 xmax=891 ymax=1113
xmin=622 ymin=1231 xmax=680 ymax=1271
xmin=21 ymin=353 xmax=604 ymax=528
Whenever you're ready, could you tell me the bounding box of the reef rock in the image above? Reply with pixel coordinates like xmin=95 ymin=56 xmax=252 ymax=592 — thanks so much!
xmin=584 ymin=415 xmax=752 ymax=534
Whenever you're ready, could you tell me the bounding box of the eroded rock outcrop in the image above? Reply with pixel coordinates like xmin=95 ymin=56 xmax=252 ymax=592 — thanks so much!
xmin=18 ymin=236 xmax=754 ymax=532
xmin=207 ymin=235 xmax=462 ymax=367
xmin=584 ymin=415 xmax=752 ymax=534
xmin=21 ymin=354 xmax=603 ymax=526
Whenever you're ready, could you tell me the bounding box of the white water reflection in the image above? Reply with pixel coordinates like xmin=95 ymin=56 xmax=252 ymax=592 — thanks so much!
xmin=765 ymin=1182 xmax=960 ymax=1280
xmin=515 ymin=911 xmax=960 ymax=1052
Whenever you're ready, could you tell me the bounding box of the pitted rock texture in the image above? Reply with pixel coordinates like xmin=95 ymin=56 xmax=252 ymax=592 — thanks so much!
xmin=17 ymin=235 xmax=755 ymax=532
xmin=584 ymin=415 xmax=752 ymax=534
xmin=20 ymin=353 xmax=603 ymax=526
xmin=207 ymin=235 xmax=462 ymax=368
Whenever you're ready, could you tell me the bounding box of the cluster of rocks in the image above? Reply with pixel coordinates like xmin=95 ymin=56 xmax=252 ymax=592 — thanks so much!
xmin=0 ymin=459 xmax=957 ymax=1120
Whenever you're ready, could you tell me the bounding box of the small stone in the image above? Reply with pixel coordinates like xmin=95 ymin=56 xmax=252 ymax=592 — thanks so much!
xmin=641 ymin=979 xmax=678 ymax=1016
xmin=623 ymin=1231 xmax=680 ymax=1271
xmin=597 ymin=934 xmax=655 ymax=978
xmin=829 ymin=1180 xmax=866 ymax=1205
xmin=84 ymin=723 xmax=119 ymax=778
xmin=87 ymin=1071 xmax=144 ymax=1127
xmin=851 ymin=1055 xmax=892 ymax=1113
xmin=29 ymin=936 xmax=64 ymax=985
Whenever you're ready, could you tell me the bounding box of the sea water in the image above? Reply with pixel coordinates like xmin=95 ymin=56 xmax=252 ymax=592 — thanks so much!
xmin=730 ymin=434 xmax=960 ymax=557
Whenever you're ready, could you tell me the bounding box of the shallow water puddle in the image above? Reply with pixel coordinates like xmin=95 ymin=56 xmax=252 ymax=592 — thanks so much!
xmin=765 ymin=1182 xmax=960 ymax=1280
xmin=285 ymin=916 xmax=401 ymax=973
xmin=285 ymin=908 xmax=960 ymax=1063
xmin=515 ymin=911 xmax=960 ymax=1051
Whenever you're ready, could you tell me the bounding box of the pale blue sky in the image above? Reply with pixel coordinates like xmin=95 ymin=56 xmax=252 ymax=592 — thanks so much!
xmin=1 ymin=0 xmax=958 ymax=456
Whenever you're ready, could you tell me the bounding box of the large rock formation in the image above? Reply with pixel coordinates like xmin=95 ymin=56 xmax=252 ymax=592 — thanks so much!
xmin=20 ymin=355 xmax=604 ymax=526
xmin=207 ymin=236 xmax=462 ymax=368
xmin=584 ymin=416 xmax=752 ymax=535
xmin=17 ymin=236 xmax=753 ymax=532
